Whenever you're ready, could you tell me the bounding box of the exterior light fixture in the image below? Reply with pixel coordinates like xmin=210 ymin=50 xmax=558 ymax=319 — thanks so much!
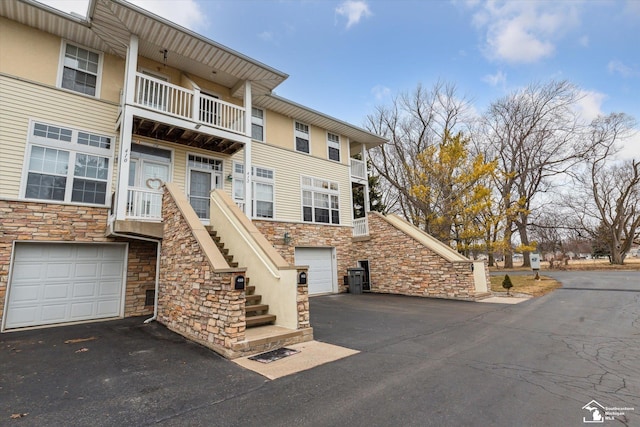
xmin=283 ymin=232 xmax=291 ymax=245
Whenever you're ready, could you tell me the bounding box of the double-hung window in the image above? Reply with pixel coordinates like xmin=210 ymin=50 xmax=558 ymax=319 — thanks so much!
xmin=59 ymin=42 xmax=101 ymax=96
xmin=251 ymin=108 xmax=265 ymax=141
xmin=327 ymin=132 xmax=341 ymax=161
xmin=233 ymin=163 xmax=275 ymax=218
xmin=253 ymin=167 xmax=274 ymax=218
xmin=23 ymin=122 xmax=113 ymax=205
xmin=301 ymin=176 xmax=340 ymax=224
xmin=295 ymin=121 xmax=310 ymax=153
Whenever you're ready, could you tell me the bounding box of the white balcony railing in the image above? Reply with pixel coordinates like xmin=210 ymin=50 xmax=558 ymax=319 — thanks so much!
xmin=134 ymin=73 xmax=246 ymax=135
xmin=350 ymin=158 xmax=366 ymax=180
xmin=127 ymin=187 xmax=163 ymax=221
xmin=353 ymin=217 xmax=369 ymax=237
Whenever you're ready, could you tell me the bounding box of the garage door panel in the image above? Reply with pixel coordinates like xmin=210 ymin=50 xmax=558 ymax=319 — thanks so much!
xmin=97 ymin=300 xmax=120 ymax=315
xmin=73 ymin=282 xmax=97 ymax=298
xmin=47 ymin=263 xmax=72 ymax=279
xmin=5 ymin=243 xmax=126 ymax=329
xmin=44 ymin=283 xmax=70 ymax=299
xmin=99 ymin=281 xmax=121 ymax=296
xmin=41 ymin=304 xmax=67 ymax=322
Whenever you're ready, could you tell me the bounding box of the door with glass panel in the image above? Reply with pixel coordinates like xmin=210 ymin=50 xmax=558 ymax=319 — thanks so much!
xmin=128 ymin=144 xmax=171 ymax=219
xmin=187 ymin=155 xmax=222 ymax=222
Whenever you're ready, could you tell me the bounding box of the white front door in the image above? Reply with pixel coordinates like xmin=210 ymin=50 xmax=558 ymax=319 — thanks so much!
xmin=4 ymin=243 xmax=126 ymax=330
xmin=128 ymin=144 xmax=171 ymax=219
xmin=295 ymin=248 xmax=335 ymax=295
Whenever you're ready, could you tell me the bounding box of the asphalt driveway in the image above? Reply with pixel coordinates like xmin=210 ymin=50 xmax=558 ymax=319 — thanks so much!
xmin=2 ymin=270 xmax=639 ymax=426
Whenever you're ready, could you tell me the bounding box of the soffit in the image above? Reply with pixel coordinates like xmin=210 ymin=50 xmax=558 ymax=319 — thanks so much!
xmin=254 ymin=94 xmax=387 ymax=148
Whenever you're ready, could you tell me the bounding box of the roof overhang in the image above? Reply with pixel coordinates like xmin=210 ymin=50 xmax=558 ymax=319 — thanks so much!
xmin=0 ymin=0 xmax=288 ymax=97
xmin=254 ymin=94 xmax=387 ymax=149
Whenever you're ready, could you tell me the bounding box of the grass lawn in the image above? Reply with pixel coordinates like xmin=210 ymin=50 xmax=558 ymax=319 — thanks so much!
xmin=490 ymin=273 xmax=562 ymax=297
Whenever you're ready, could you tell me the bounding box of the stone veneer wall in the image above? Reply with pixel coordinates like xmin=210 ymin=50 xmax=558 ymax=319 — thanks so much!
xmin=253 ymin=221 xmax=355 ymax=292
xmin=158 ymin=190 xmax=244 ymax=357
xmin=0 ymin=200 xmax=154 ymax=323
xmin=352 ymin=213 xmax=477 ymax=300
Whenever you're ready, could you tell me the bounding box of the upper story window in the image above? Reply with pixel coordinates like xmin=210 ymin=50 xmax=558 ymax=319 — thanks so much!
xmin=327 ymin=132 xmax=341 ymax=162
xmin=251 ymin=108 xmax=265 ymax=141
xmin=295 ymin=121 xmax=310 ymax=154
xmin=23 ymin=122 xmax=113 ymax=205
xmin=59 ymin=42 xmax=102 ymax=97
xmin=301 ymin=176 xmax=340 ymax=225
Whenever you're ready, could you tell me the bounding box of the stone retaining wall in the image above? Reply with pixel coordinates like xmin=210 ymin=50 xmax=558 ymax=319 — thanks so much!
xmin=352 ymin=213 xmax=478 ymax=300
xmin=158 ymin=190 xmax=244 ymax=356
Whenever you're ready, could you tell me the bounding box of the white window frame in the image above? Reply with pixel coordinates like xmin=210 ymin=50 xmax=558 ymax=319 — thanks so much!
xmin=301 ymin=176 xmax=340 ymax=225
xmin=252 ymin=166 xmax=275 ymax=219
xmin=186 ymin=153 xmax=223 ymax=221
xmin=232 ymin=161 xmax=246 ymax=207
xmin=57 ymin=40 xmax=103 ymax=97
xmin=20 ymin=120 xmax=115 ymax=206
xmin=327 ymin=132 xmax=341 ymax=162
xmin=251 ymin=107 xmax=265 ymax=142
xmin=294 ymin=121 xmax=310 ymax=154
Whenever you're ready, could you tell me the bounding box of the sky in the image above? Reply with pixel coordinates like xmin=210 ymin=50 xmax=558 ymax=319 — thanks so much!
xmin=40 ymin=0 xmax=640 ymax=159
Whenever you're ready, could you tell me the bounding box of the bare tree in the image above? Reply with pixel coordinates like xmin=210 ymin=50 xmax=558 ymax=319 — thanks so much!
xmin=570 ymin=113 xmax=639 ymax=264
xmin=365 ymin=81 xmax=473 ymax=230
xmin=481 ymin=80 xmax=584 ymax=267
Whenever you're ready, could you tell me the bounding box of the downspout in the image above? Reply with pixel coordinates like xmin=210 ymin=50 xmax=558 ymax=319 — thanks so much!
xmin=107 ymin=225 xmax=161 ymax=324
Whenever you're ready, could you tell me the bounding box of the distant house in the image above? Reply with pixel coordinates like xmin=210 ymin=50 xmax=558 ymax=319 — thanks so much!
xmin=0 ymin=0 xmax=489 ymax=358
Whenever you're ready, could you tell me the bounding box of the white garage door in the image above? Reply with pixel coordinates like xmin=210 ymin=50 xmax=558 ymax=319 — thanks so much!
xmin=4 ymin=243 xmax=126 ymax=330
xmin=295 ymin=248 xmax=334 ymax=295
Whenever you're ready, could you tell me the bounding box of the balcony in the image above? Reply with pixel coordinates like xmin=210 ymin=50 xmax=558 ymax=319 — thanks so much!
xmin=130 ymin=73 xmax=247 ymax=154
xmin=350 ymin=158 xmax=366 ymax=181
xmin=353 ymin=217 xmax=369 ymax=237
xmin=126 ymin=187 xmax=163 ymax=221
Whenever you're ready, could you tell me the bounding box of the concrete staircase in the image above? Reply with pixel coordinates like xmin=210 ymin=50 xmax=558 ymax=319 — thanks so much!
xmin=206 ymin=227 xmax=276 ymax=328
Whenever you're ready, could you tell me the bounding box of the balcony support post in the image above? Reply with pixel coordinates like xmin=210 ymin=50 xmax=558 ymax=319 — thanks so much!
xmin=115 ymin=110 xmax=134 ymax=220
xmin=124 ymin=34 xmax=138 ymax=105
xmin=243 ymin=80 xmax=252 ymax=217
xmin=361 ymin=143 xmax=370 ymax=215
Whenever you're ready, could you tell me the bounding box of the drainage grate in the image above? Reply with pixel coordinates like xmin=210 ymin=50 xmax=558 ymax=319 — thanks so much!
xmin=248 ymin=347 xmax=300 ymax=363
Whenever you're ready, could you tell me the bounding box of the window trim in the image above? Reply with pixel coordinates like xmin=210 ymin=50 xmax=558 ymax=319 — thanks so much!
xmin=294 ymin=120 xmax=310 ymax=154
xmin=327 ymin=132 xmax=341 ymax=162
xmin=20 ymin=120 xmax=115 ymax=207
xmin=56 ymin=40 xmax=103 ymax=98
xmin=252 ymin=165 xmax=276 ymax=219
xmin=185 ymin=153 xmax=224 ymax=221
xmin=251 ymin=107 xmax=265 ymax=142
xmin=300 ymin=175 xmax=340 ymax=225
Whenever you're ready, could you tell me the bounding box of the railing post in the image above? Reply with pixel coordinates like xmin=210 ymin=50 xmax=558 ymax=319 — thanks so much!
xmin=192 ymin=87 xmax=200 ymax=123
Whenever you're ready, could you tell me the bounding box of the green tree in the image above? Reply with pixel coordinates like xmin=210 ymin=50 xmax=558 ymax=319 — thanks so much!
xmin=352 ymin=162 xmax=387 ymax=218
xmin=502 ymin=274 xmax=513 ymax=295
xmin=409 ymin=130 xmax=497 ymax=255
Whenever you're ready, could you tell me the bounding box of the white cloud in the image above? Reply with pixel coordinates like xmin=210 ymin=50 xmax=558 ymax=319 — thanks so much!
xmin=371 ymin=85 xmax=391 ymax=101
xmin=607 ymin=60 xmax=638 ymax=78
xmin=618 ymin=132 xmax=640 ymax=160
xmin=336 ymin=1 xmax=372 ymax=29
xmin=259 ymin=31 xmax=274 ymax=42
xmin=578 ymin=35 xmax=589 ymax=47
xmin=38 ymin=0 xmax=89 ymax=16
xmin=470 ymin=1 xmax=580 ymax=64
xmin=39 ymin=0 xmax=206 ymax=30
xmin=575 ymin=90 xmax=606 ymax=123
xmin=482 ymin=70 xmax=507 ymax=87
xmin=129 ymin=0 xmax=206 ymax=31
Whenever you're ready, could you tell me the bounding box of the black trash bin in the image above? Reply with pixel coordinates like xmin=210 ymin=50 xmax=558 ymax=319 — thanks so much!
xmin=347 ymin=267 xmax=365 ymax=294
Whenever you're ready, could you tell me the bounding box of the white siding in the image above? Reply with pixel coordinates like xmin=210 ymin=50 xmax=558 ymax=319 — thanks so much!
xmin=0 ymin=75 xmax=119 ymax=198
xmin=250 ymin=142 xmax=352 ymax=225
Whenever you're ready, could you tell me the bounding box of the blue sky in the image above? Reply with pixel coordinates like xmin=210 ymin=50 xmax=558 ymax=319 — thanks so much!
xmin=41 ymin=0 xmax=640 ymax=158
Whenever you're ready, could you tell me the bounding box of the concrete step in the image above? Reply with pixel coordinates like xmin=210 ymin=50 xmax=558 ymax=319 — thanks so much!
xmin=246 ymin=314 xmax=276 ymax=327
xmin=245 ymin=304 xmax=269 ymax=314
